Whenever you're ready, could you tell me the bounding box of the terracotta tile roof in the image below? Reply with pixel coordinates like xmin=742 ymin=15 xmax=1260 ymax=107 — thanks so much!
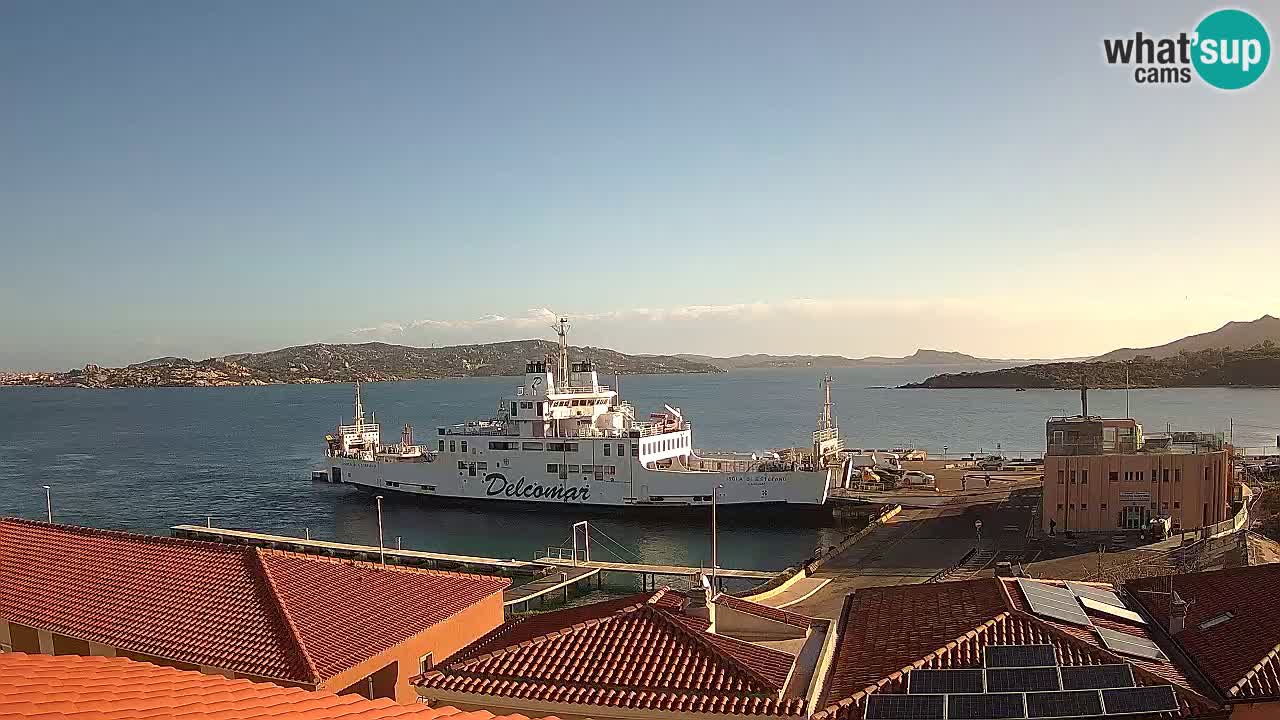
xmin=713 ymin=593 xmax=813 ymax=629
xmin=1127 ymin=564 xmax=1280 ymax=701
xmin=0 ymin=518 xmax=508 ymax=684
xmin=0 ymin=652 xmax=557 ymax=720
xmin=417 ymin=590 xmax=806 ymax=716
xmin=814 ymin=578 xmax=1225 ymax=720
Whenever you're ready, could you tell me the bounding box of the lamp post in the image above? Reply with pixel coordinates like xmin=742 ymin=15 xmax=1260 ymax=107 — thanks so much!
xmin=41 ymin=485 xmax=51 ymax=523
xmin=711 ymin=484 xmax=724 ymax=589
xmin=375 ymin=495 xmax=385 ymax=565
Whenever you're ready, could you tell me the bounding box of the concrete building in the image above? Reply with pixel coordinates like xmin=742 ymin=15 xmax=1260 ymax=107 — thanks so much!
xmin=1042 ymin=417 xmax=1232 ymax=534
xmin=0 ymin=518 xmax=508 ymax=703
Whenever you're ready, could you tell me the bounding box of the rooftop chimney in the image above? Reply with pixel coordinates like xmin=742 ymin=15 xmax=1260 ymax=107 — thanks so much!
xmin=1170 ymin=591 xmax=1188 ymax=635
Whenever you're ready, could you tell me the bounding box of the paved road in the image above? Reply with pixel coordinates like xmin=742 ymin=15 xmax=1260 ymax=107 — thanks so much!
xmin=784 ymin=487 xmax=1040 ymax=620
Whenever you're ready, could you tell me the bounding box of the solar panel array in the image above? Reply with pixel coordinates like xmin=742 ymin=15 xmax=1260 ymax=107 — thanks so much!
xmin=868 ymin=645 xmax=1178 ymax=719
xmin=1096 ymin=627 xmax=1169 ymax=662
xmin=1065 ymin=581 xmax=1127 ymax=608
xmin=1017 ymin=579 xmax=1093 ymax=627
xmin=1060 ymin=664 xmax=1135 ymax=691
xmin=984 ymin=644 xmax=1058 ymax=668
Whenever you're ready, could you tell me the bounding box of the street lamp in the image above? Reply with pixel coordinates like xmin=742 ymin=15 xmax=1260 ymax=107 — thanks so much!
xmin=711 ymin=484 xmax=724 ymax=588
xmin=375 ymin=495 xmax=385 ymax=565
xmin=41 ymin=485 xmax=51 ymax=523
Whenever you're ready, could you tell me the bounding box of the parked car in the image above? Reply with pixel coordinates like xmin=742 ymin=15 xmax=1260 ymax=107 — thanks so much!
xmin=903 ymin=470 xmax=935 ymax=486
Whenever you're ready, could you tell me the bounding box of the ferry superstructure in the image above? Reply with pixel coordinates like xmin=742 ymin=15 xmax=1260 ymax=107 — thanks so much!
xmin=314 ymin=320 xmax=845 ymax=510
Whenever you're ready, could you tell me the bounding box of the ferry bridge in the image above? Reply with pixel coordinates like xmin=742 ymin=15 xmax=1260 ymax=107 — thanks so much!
xmin=171 ymin=521 xmax=774 ymax=612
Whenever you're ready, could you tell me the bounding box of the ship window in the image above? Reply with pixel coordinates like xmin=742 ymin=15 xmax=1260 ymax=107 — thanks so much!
xmin=607 ymin=465 xmax=616 ymax=474
xmin=468 ymin=463 xmax=477 ymax=477
xmin=603 ymin=444 xmax=611 ymax=456
xmin=511 ymin=402 xmax=517 ymax=415
xmin=1174 ymin=501 xmax=1181 ymax=509
xmin=1110 ymin=471 xmax=1119 ymax=482
xmin=461 ymin=441 xmax=468 ymax=453
xmin=425 ymin=485 xmax=436 ymax=491
xmin=1081 ymin=470 xmax=1087 ymax=484
xmin=523 ymin=441 xmax=543 ymax=451
xmin=595 ymin=471 xmax=604 ymax=481
xmin=1175 ymin=468 xmax=1182 ymax=481
xmin=536 ymin=402 xmax=544 ymax=416
xmin=632 ymin=444 xmax=639 ymax=457
xmin=567 ymin=442 xmax=578 ymax=451
xmin=457 ymin=461 xmax=466 ymax=470
xmin=438 ymin=440 xmax=445 ymax=452
xmin=449 ymin=441 xmax=456 ymax=453
xmin=477 ymin=462 xmax=487 ymax=470
xmin=618 ymin=443 xmax=625 ymax=456
xmin=567 ymin=465 xmax=579 ymax=473
xmin=547 ymin=464 xmax=558 ymax=473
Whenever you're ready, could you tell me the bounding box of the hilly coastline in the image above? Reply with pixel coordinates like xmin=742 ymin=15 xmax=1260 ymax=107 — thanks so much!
xmin=1 ymin=341 xmax=722 ymax=389
xmin=676 ymin=348 xmax=1059 ymax=370
xmin=903 ymin=315 xmax=1280 ymax=389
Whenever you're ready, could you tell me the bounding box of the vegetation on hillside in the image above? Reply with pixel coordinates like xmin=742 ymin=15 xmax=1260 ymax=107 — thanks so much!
xmin=902 ymin=343 xmax=1280 ymax=389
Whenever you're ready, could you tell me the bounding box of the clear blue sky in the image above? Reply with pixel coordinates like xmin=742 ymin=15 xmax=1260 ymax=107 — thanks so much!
xmin=1 ymin=1 xmax=1275 ymax=369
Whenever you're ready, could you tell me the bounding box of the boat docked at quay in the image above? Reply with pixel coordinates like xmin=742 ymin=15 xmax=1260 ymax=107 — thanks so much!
xmin=313 ymin=320 xmax=847 ymax=512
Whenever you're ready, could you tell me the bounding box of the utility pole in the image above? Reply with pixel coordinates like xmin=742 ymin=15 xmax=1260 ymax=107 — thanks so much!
xmin=711 ymin=484 xmax=724 ymax=588
xmin=375 ymin=495 xmax=385 ymax=565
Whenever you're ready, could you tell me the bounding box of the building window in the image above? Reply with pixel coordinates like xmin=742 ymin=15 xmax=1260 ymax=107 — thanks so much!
xmin=1052 ymin=430 xmax=1064 ymax=444
xmin=449 ymin=441 xmax=456 ymax=453
xmin=1162 ymin=501 xmax=1169 ymax=509
xmin=1057 ymin=470 xmax=1065 ymax=484
xmin=604 ymin=443 xmax=611 ymax=456
xmin=438 ymin=440 xmax=445 ymax=452
xmin=632 ymin=444 xmax=639 ymax=457
xmin=547 ymin=464 xmax=558 ymax=473
xmin=1150 ymin=502 xmax=1158 ymax=510
xmin=1081 ymin=470 xmax=1088 ymax=485
xmin=618 ymin=443 xmax=626 ymax=457
xmin=1070 ymin=470 xmax=1077 ymax=484
xmin=1057 ymin=504 xmax=1064 ymax=511
xmin=1174 ymin=501 xmax=1181 ymax=509
xmin=1109 ymin=471 xmax=1119 ymax=483
xmin=419 ymin=653 xmax=434 ymax=674
xmin=461 ymin=441 xmax=468 ymax=453
xmin=1175 ymin=469 xmax=1182 ymax=482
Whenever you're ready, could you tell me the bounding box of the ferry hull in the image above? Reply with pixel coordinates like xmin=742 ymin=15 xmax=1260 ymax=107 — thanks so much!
xmin=318 ymin=454 xmax=832 ymax=512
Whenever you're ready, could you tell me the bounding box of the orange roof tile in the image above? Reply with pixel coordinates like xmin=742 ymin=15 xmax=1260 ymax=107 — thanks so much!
xmin=0 ymin=652 xmax=556 ymax=720
xmin=417 ymin=590 xmax=806 ymax=716
xmin=1127 ymin=564 xmax=1280 ymax=701
xmin=0 ymin=518 xmax=508 ymax=684
xmin=814 ymin=578 xmax=1225 ymax=720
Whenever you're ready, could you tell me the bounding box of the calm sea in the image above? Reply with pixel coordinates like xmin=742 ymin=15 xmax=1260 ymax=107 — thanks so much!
xmin=2 ymin=367 xmax=1278 ymax=577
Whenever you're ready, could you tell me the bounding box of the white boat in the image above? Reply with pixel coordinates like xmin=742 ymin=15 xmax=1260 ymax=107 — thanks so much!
xmin=313 ymin=319 xmax=846 ymax=511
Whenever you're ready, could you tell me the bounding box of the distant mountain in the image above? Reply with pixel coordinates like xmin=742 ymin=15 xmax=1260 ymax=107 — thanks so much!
xmin=902 ymin=345 xmax=1280 ymax=389
xmin=678 ymin=349 xmax=1058 ymax=370
xmin=5 ymin=341 xmax=722 ymax=389
xmin=1093 ymin=315 xmax=1280 ymax=362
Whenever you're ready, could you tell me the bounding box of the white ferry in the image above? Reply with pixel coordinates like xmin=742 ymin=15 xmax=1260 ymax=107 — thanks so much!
xmin=313 ymin=320 xmax=846 ymax=511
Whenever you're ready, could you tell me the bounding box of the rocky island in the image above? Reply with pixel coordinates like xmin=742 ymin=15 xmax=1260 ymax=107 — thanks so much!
xmin=1 ymin=340 xmax=723 ymax=389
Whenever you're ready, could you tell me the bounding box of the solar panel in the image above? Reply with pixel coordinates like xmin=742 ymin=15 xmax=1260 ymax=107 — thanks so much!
xmin=1078 ymin=596 xmax=1146 ymax=624
xmin=864 ymin=694 xmax=945 ymax=719
xmin=1101 ymin=685 xmax=1178 ymax=715
xmin=947 ymin=693 xmax=1026 ymax=720
xmin=1065 ymin=581 xmax=1126 ymax=608
xmin=1018 ymin=580 xmax=1093 ymax=627
xmin=908 ymin=669 xmax=985 ymax=694
xmin=1096 ymin=627 xmax=1168 ymax=662
xmin=1060 ymin=664 xmax=1135 ymax=691
xmin=985 ymin=644 xmax=1058 ymax=668
xmin=1025 ymin=690 xmax=1104 ymax=718
xmin=986 ymin=667 xmax=1061 ymax=692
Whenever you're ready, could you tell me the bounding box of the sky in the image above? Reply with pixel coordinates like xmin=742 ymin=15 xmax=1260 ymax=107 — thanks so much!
xmin=1 ymin=1 xmax=1276 ymax=370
